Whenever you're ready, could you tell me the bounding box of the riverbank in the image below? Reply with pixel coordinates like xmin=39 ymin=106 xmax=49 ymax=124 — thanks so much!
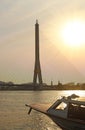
xmin=0 ymin=83 xmax=85 ymax=90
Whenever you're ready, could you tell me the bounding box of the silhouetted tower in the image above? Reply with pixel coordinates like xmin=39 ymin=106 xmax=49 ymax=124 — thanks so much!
xmin=33 ymin=20 xmax=43 ymax=85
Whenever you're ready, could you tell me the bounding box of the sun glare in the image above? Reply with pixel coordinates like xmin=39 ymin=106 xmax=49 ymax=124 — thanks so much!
xmin=61 ymin=20 xmax=85 ymax=47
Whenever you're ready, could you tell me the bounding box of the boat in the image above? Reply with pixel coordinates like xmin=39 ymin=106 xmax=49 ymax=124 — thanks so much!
xmin=25 ymin=94 xmax=85 ymax=130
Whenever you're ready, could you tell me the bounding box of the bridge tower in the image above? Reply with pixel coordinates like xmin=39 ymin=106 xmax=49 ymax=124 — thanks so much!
xmin=33 ymin=20 xmax=43 ymax=85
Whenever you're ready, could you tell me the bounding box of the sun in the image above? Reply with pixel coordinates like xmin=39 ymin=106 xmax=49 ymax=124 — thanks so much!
xmin=61 ymin=20 xmax=85 ymax=47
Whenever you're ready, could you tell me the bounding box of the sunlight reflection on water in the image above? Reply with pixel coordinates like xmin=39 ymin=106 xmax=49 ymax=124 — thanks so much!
xmin=62 ymin=90 xmax=85 ymax=97
xmin=0 ymin=90 xmax=84 ymax=130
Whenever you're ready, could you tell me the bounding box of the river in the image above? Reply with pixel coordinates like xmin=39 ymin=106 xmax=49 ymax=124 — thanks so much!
xmin=0 ymin=90 xmax=85 ymax=130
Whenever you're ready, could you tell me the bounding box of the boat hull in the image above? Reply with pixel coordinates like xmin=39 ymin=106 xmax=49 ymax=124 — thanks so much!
xmin=49 ymin=115 xmax=85 ymax=130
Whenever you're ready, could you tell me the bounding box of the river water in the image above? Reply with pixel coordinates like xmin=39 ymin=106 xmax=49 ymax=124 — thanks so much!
xmin=0 ymin=90 xmax=85 ymax=130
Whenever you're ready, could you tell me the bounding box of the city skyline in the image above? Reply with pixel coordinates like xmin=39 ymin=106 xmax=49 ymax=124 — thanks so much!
xmin=0 ymin=0 xmax=85 ymax=84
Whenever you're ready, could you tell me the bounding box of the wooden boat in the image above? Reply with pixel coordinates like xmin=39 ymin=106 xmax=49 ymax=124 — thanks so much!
xmin=25 ymin=94 xmax=85 ymax=130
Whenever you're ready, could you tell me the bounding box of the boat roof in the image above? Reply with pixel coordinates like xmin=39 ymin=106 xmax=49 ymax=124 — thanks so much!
xmin=61 ymin=96 xmax=85 ymax=106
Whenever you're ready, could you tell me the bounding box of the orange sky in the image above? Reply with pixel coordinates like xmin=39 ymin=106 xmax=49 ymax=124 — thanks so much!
xmin=0 ymin=0 xmax=85 ymax=84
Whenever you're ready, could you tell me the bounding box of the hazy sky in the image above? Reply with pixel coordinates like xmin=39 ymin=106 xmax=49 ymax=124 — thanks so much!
xmin=0 ymin=0 xmax=85 ymax=84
